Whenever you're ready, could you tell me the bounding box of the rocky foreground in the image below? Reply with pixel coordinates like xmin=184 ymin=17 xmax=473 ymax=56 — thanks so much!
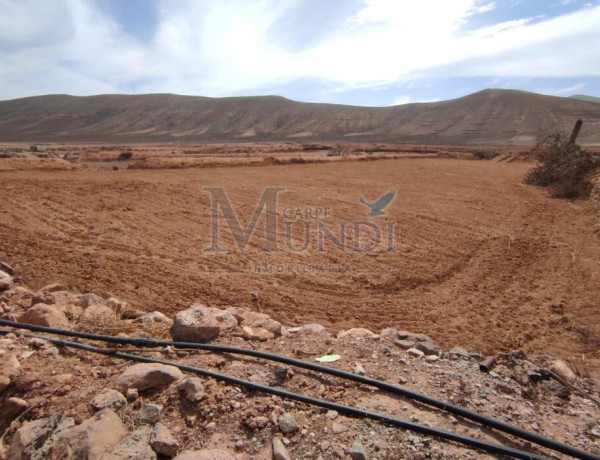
xmin=0 ymin=266 xmax=599 ymax=459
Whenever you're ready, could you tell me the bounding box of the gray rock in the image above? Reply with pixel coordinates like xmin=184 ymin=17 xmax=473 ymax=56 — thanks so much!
xmin=104 ymin=426 xmax=156 ymax=460
xmin=448 ymin=346 xmax=470 ymax=359
xmin=208 ymin=308 xmax=239 ymax=331
xmin=242 ymin=326 xmax=275 ymax=341
xmin=337 ymin=328 xmax=376 ymax=339
xmin=150 ymin=422 xmax=179 ymax=457
xmin=272 ymin=437 xmax=292 ymax=460
xmin=278 ymin=413 xmax=298 ymax=434
xmin=42 ymin=347 xmax=59 ymax=356
xmin=114 ymin=363 xmax=183 ymax=392
xmin=135 ymin=311 xmax=173 ymax=324
xmin=139 ymin=404 xmax=163 ymax=424
xmin=326 ymin=410 xmax=339 ymax=420
xmin=354 ymin=363 xmax=366 ymax=376
xmin=248 ymin=317 xmax=282 ymax=336
xmin=228 ymin=308 xmax=282 ymax=336
xmin=295 ymin=323 xmax=329 ymax=335
xmin=397 ymin=331 xmax=411 ymax=340
xmin=331 ymin=422 xmax=346 ymax=434
xmin=350 ymin=439 xmax=368 ymax=460
xmin=79 ymin=304 xmax=118 ymax=324
xmin=170 ymin=305 xmax=220 ymax=343
xmin=7 ymin=412 xmax=75 ymax=460
xmin=246 ymin=416 xmax=270 ymax=429
xmin=233 ymin=310 xmax=279 ymax=334
xmin=379 ymin=327 xmax=399 ymax=339
xmin=92 ymin=389 xmax=127 ymax=412
xmin=48 ymin=409 xmax=128 ymax=459
xmin=178 ymin=377 xmax=205 ymax=402
xmin=395 ymin=339 xmax=416 ymax=350
xmin=407 ymin=348 xmax=424 ymax=358
xmin=79 ymin=293 xmax=106 ymax=308
xmin=412 ymin=333 xmax=434 ymax=343
xmin=415 ymin=341 xmax=440 ymax=356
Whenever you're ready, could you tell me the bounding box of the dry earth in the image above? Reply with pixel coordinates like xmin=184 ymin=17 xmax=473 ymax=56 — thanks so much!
xmin=1 ymin=151 xmax=599 ymax=374
xmin=0 ymin=281 xmax=599 ymax=459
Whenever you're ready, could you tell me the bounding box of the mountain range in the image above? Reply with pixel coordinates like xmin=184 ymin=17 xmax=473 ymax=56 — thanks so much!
xmin=0 ymin=89 xmax=599 ymax=144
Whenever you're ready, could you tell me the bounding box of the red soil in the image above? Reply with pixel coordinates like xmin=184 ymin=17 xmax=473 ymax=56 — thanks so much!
xmin=1 ymin=157 xmax=599 ymax=370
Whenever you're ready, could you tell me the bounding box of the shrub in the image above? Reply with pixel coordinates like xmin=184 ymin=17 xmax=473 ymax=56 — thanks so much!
xmin=472 ymin=150 xmax=499 ymax=160
xmin=118 ymin=151 xmax=133 ymax=160
xmin=525 ymin=129 xmax=600 ymax=198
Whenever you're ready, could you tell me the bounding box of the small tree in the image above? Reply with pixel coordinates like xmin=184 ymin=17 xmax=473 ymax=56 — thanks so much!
xmin=525 ymin=128 xmax=600 ymax=198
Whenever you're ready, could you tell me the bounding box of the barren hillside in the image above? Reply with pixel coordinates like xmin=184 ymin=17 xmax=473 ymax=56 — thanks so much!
xmin=1 ymin=89 xmax=599 ymax=144
xmin=570 ymin=94 xmax=600 ymax=104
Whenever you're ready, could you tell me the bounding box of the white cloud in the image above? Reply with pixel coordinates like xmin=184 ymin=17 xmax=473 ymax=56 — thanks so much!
xmin=551 ymin=82 xmax=586 ymax=94
xmin=307 ymin=3 xmax=600 ymax=87
xmin=0 ymin=0 xmax=599 ymax=100
xmin=352 ymin=0 xmax=495 ymax=28
xmin=0 ymin=0 xmax=68 ymax=45
xmin=390 ymin=95 xmax=412 ymax=105
xmin=0 ymin=0 xmax=151 ymax=98
xmin=147 ymin=1 xmax=303 ymax=95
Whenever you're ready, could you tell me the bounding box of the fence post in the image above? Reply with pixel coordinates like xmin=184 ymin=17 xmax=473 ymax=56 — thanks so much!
xmin=568 ymin=119 xmax=583 ymax=144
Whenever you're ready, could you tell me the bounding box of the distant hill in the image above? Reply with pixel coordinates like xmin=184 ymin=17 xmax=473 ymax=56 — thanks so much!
xmin=570 ymin=94 xmax=600 ymax=104
xmin=0 ymin=89 xmax=599 ymax=144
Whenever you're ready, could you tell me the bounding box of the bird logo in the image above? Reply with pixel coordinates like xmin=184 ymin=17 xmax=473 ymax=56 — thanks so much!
xmin=359 ymin=190 xmax=396 ymax=216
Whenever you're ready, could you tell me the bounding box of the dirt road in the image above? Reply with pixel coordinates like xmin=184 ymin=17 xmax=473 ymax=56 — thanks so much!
xmin=1 ymin=158 xmax=599 ymax=367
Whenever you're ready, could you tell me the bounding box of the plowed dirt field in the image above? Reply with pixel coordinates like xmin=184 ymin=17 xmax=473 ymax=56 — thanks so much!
xmin=1 ymin=158 xmax=599 ymax=367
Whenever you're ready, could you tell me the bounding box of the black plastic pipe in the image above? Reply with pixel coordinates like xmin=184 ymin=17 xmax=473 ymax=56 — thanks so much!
xmin=0 ymin=328 xmax=551 ymax=460
xmin=1 ymin=319 xmax=598 ymax=460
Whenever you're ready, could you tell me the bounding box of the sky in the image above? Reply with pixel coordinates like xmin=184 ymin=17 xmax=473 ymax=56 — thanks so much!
xmin=1 ymin=0 xmax=600 ymax=106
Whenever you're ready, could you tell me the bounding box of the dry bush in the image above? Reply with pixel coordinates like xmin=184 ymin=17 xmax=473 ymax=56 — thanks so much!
xmin=525 ymin=129 xmax=600 ymax=198
xmin=118 ymin=151 xmax=134 ymax=160
xmin=265 ymin=156 xmax=312 ymax=165
xmin=472 ymin=150 xmax=500 ymax=160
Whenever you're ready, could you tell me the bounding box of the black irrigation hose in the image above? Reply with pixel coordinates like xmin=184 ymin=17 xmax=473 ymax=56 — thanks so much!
xmin=1 ymin=320 xmax=598 ymax=460
xmin=0 ymin=329 xmax=550 ymax=460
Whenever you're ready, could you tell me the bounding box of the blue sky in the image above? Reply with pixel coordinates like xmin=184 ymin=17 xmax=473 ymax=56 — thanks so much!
xmin=0 ymin=0 xmax=599 ymax=105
